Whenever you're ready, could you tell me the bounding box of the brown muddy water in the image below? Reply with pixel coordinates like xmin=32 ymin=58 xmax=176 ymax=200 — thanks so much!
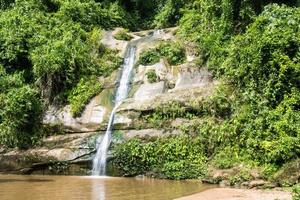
xmin=0 ymin=175 xmax=213 ymax=200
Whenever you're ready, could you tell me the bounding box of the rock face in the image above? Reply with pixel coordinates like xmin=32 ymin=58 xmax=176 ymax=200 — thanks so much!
xmin=174 ymin=67 xmax=212 ymax=90
xmin=134 ymin=81 xmax=166 ymax=101
xmin=43 ymin=92 xmax=112 ymax=132
xmin=1 ymin=28 xmax=217 ymax=175
xmin=119 ymin=85 xmax=215 ymax=113
xmin=121 ymin=129 xmax=180 ymax=140
xmin=0 ymin=132 xmax=100 ymax=175
xmin=113 ymin=84 xmax=216 ymax=131
xmin=101 ymin=30 xmax=129 ymax=57
xmin=133 ymin=59 xmax=168 ymax=84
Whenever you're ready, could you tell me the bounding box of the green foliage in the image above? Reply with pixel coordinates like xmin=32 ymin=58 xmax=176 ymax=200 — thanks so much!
xmin=0 ymin=85 xmax=43 ymax=149
xmin=114 ymin=29 xmax=133 ymax=41
xmin=153 ymin=0 xmax=190 ymax=28
xmin=224 ymin=4 xmax=300 ymax=106
xmin=138 ymin=41 xmax=186 ymax=66
xmin=0 ymin=1 xmax=46 ymax=70
xmin=119 ymin=0 xmax=189 ymax=29
xmin=141 ymin=101 xmax=194 ymax=127
xmin=0 ymin=0 xmax=14 ymax=10
xmin=31 ymin=22 xmax=92 ymax=101
xmin=142 ymin=85 xmax=234 ymax=127
xmin=228 ymin=169 xmax=252 ymax=185
xmin=293 ymin=184 xmax=300 ymax=200
xmin=138 ymin=48 xmax=160 ymax=65
xmin=57 ymin=0 xmax=132 ymax=31
xmin=178 ymin=0 xmax=237 ymax=73
xmin=157 ymin=41 xmax=186 ymax=65
xmin=68 ymin=76 xmax=102 ymax=117
xmin=261 ymin=164 xmax=279 ymax=180
xmin=0 ymin=0 xmax=124 ymax=148
xmin=0 ymin=0 xmax=123 ymax=103
xmin=178 ymin=0 xmax=299 ymax=76
xmin=0 ymin=69 xmax=43 ymax=148
xmin=216 ymin=6 xmax=300 ymax=166
xmin=0 ymin=71 xmax=25 ymax=93
xmin=113 ymin=136 xmax=207 ymax=179
xmin=211 ymin=146 xmax=241 ymax=169
xmin=145 ymin=69 xmax=158 ymax=83
xmin=174 ymin=3 xmax=300 ymax=181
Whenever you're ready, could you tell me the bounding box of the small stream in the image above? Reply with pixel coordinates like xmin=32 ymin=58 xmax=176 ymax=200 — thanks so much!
xmin=0 ymin=175 xmax=213 ymax=200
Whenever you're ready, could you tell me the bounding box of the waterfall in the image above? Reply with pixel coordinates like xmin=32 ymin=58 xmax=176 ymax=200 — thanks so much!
xmin=92 ymin=45 xmax=136 ymax=176
xmin=92 ymin=30 xmax=162 ymax=176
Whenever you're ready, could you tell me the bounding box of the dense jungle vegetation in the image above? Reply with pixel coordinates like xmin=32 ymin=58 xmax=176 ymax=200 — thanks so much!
xmin=0 ymin=0 xmax=299 ymax=187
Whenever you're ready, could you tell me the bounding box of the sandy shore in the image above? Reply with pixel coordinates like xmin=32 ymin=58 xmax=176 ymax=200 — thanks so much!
xmin=175 ymin=188 xmax=292 ymax=200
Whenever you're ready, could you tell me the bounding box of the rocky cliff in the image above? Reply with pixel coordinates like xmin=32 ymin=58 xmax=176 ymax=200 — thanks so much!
xmin=0 ymin=28 xmax=216 ymax=175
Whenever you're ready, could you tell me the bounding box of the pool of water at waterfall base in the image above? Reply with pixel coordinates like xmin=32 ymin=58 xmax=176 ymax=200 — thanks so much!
xmin=0 ymin=175 xmax=214 ymax=200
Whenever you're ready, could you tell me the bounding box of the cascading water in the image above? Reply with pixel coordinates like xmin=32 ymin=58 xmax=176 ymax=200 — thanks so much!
xmin=92 ymin=45 xmax=136 ymax=176
xmin=92 ymin=30 xmax=162 ymax=176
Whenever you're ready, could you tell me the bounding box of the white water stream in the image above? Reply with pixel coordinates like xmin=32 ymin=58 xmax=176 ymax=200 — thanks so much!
xmin=92 ymin=30 xmax=162 ymax=176
xmin=92 ymin=45 xmax=136 ymax=176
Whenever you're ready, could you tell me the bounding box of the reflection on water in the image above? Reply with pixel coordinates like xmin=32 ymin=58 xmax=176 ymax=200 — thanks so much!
xmin=0 ymin=175 xmax=213 ymax=200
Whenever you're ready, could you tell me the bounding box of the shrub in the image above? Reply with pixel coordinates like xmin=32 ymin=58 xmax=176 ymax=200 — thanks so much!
xmin=152 ymin=0 xmax=188 ymax=28
xmin=68 ymin=76 xmax=102 ymax=117
xmin=113 ymin=136 xmax=207 ymax=179
xmin=145 ymin=69 xmax=158 ymax=83
xmin=138 ymin=48 xmax=160 ymax=65
xmin=228 ymin=169 xmax=252 ymax=186
xmin=57 ymin=1 xmax=131 ymax=31
xmin=158 ymin=41 xmax=186 ymax=65
xmin=114 ymin=29 xmax=133 ymax=41
xmin=0 ymin=0 xmax=127 ymax=148
xmin=138 ymin=41 xmax=186 ymax=66
xmin=293 ymin=184 xmax=300 ymax=200
xmin=0 ymin=85 xmax=43 ymax=149
xmin=223 ymin=4 xmax=300 ymax=106
xmin=211 ymin=146 xmax=240 ymax=169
